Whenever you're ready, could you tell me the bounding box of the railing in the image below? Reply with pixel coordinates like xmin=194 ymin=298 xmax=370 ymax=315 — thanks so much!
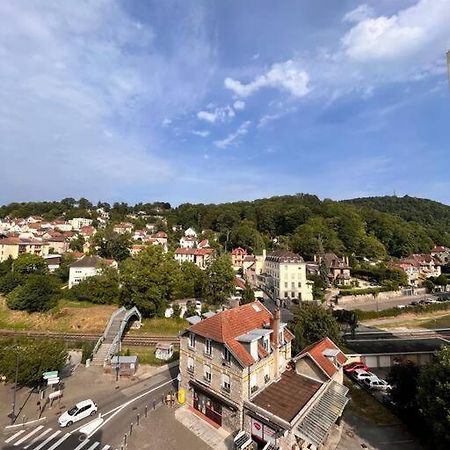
xmin=92 ymin=306 xmax=126 ymax=358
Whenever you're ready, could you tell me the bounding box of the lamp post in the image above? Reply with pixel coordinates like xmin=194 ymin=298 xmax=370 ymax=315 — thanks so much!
xmin=10 ymin=350 xmax=19 ymax=425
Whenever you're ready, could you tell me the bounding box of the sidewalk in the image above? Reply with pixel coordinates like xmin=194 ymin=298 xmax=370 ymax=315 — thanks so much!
xmin=175 ymin=405 xmax=231 ymax=450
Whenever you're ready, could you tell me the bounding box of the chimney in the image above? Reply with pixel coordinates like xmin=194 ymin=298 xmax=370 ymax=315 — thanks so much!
xmin=271 ymin=299 xmax=281 ymax=379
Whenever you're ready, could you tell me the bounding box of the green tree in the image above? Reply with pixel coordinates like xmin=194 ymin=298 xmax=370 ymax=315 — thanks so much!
xmin=0 ymin=272 xmax=24 ymax=294
xmin=13 ymin=254 xmax=48 ymax=275
xmin=54 ymin=253 xmax=76 ymax=283
xmin=0 ymin=339 xmax=67 ymax=386
xmin=119 ymin=246 xmax=181 ymax=317
xmin=178 ymin=262 xmax=205 ymax=299
xmin=172 ymin=303 xmax=182 ymax=318
xmin=92 ymin=229 xmax=131 ymax=261
xmin=241 ymin=280 xmax=255 ymax=304
xmin=70 ymin=267 xmax=120 ymax=304
xmin=229 ymin=220 xmax=265 ymax=253
xmin=7 ymin=275 xmax=59 ymax=312
xmin=69 ymin=234 xmax=85 ymax=252
xmin=388 ymin=361 xmax=420 ymax=411
xmin=290 ymin=303 xmax=342 ymax=354
xmin=417 ymin=345 xmax=450 ymax=448
xmin=0 ymin=256 xmax=13 ymax=277
xmin=204 ymin=254 xmax=235 ymax=304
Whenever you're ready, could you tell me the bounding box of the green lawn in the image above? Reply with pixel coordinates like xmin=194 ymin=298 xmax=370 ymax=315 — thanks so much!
xmin=421 ymin=313 xmax=450 ymax=329
xmin=130 ymin=317 xmax=188 ymax=336
xmin=119 ymin=345 xmax=180 ymax=366
xmin=344 ymin=377 xmax=400 ymax=426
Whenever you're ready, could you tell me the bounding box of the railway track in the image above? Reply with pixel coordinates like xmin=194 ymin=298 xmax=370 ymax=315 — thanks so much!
xmin=0 ymin=329 xmax=180 ymax=346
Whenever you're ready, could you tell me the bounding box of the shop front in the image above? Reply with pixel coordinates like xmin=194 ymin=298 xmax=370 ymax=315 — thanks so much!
xmin=249 ymin=416 xmax=279 ymax=450
xmin=193 ymin=390 xmax=223 ymax=426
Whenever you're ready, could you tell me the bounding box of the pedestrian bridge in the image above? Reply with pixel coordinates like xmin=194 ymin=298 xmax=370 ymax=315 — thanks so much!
xmin=91 ymin=306 xmax=142 ymax=366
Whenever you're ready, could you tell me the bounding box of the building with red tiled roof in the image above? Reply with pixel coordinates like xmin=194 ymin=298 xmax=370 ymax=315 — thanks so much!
xmin=231 ymin=247 xmax=247 ymax=269
xmin=174 ymin=247 xmax=214 ymax=269
xmin=179 ymin=303 xmax=348 ymax=448
xmin=0 ymin=237 xmax=49 ymax=262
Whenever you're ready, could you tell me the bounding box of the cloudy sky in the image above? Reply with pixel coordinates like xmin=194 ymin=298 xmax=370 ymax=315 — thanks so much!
xmin=1 ymin=0 xmax=450 ymax=205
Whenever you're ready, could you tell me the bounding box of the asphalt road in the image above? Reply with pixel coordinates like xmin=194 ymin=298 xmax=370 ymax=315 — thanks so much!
xmin=2 ymin=367 xmax=179 ymax=450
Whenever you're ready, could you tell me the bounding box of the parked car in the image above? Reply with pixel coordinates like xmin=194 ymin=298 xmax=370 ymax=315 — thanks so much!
xmin=424 ymin=298 xmax=438 ymax=304
xmin=352 ymin=369 xmax=378 ymax=381
xmin=396 ymin=304 xmax=406 ymax=309
xmin=58 ymin=399 xmax=97 ymax=427
xmin=344 ymin=361 xmax=369 ymax=374
xmin=363 ymin=378 xmax=392 ymax=391
xmin=410 ymin=301 xmax=419 ymax=306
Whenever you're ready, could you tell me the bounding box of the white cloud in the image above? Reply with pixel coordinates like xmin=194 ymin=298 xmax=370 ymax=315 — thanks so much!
xmin=343 ymin=4 xmax=374 ymax=23
xmin=224 ymin=60 xmax=310 ymax=98
xmin=162 ymin=118 xmax=172 ymax=126
xmin=197 ymin=105 xmax=235 ymax=123
xmin=342 ymin=0 xmax=450 ymax=64
xmin=233 ymin=100 xmax=245 ymax=110
xmin=214 ymin=121 xmax=251 ymax=149
xmin=192 ymin=130 xmax=210 ymax=137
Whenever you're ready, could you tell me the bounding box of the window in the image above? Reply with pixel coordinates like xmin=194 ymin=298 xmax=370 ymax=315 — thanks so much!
xmin=223 ymin=347 xmax=232 ymax=364
xmin=298 ymin=282 xmax=301 ymax=288
xmin=264 ymin=366 xmax=270 ymax=383
xmin=291 ymin=282 xmax=295 ymax=289
xmin=222 ymin=373 xmax=231 ymax=392
xmin=204 ymin=365 xmax=211 ymax=383
xmin=188 ymin=333 xmax=196 ymax=349
xmin=250 ymin=373 xmax=257 ymax=392
xmin=262 ymin=337 xmax=269 ymax=352
xmin=284 ymin=292 xmax=288 ymax=298
xmin=284 ymin=282 xmax=288 ymax=288
xmin=205 ymin=339 xmax=212 ymax=356
xmin=187 ymin=356 xmax=194 ymax=373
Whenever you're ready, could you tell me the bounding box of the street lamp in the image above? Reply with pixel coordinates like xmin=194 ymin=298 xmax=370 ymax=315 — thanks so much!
xmin=9 ymin=349 xmax=19 ymax=425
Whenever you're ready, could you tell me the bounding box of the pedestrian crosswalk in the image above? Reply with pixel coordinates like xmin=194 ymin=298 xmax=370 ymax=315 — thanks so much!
xmin=3 ymin=425 xmax=112 ymax=450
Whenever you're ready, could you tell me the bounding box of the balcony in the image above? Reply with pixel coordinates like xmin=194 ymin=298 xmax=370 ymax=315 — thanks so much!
xmin=251 ymin=385 xmax=259 ymax=394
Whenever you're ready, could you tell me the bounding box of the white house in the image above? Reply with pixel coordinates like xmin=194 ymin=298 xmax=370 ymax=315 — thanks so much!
xmin=184 ymin=227 xmax=197 ymax=238
xmin=68 ymin=255 xmax=117 ymax=288
xmin=180 ymin=236 xmax=197 ymax=249
xmin=69 ymin=218 xmax=93 ymax=231
xmin=174 ymin=248 xmax=214 ymax=269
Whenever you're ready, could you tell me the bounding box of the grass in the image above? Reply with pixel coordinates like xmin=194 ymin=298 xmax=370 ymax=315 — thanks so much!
xmin=366 ymin=311 xmax=450 ymax=330
xmin=130 ymin=317 xmax=188 ymax=336
xmin=344 ymin=377 xmax=400 ymax=426
xmin=0 ymin=296 xmax=116 ymax=333
xmin=119 ymin=345 xmax=180 ymax=366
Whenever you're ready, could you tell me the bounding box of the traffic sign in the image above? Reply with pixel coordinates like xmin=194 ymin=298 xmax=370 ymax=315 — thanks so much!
xmin=47 ymin=377 xmax=60 ymax=385
xmin=43 ymin=371 xmax=58 ymax=379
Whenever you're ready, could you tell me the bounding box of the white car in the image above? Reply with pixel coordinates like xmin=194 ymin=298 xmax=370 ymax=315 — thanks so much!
xmin=58 ymin=399 xmax=97 ymax=427
xmin=352 ymin=369 xmax=378 ymax=382
xmin=363 ymin=378 xmax=392 ymax=391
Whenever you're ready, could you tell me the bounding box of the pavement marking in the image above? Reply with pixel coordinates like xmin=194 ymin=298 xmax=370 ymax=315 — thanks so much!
xmin=33 ymin=430 xmax=61 ymax=450
xmin=23 ymin=428 xmax=52 ymax=449
xmin=46 ymin=432 xmax=71 ymax=450
xmin=14 ymin=425 xmax=44 ymax=446
xmin=5 ymin=429 xmax=25 ymax=443
xmin=73 ymin=438 xmax=92 ymax=450
xmin=100 ymin=446 xmax=110 ymax=450
xmin=86 ymin=442 xmax=100 ymax=450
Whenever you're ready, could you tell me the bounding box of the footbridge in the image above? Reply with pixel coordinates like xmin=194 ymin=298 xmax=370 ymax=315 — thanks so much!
xmin=91 ymin=306 xmax=142 ymax=366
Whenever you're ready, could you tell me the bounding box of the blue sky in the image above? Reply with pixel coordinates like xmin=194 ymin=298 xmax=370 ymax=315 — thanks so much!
xmin=1 ymin=0 xmax=449 ymax=206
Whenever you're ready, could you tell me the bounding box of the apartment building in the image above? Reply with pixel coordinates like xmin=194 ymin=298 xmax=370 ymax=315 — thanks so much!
xmin=68 ymin=255 xmax=117 ymax=288
xmin=0 ymin=237 xmax=49 ymax=262
xmin=179 ymin=302 xmax=349 ymax=449
xmin=174 ymin=247 xmax=214 ymax=269
xmin=262 ymin=251 xmax=313 ymax=302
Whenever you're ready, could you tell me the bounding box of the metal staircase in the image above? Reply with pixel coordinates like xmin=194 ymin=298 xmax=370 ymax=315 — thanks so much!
xmin=91 ymin=306 xmax=142 ymax=366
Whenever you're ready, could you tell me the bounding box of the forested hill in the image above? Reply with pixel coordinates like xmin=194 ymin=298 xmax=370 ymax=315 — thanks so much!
xmin=1 ymin=194 xmax=450 ymax=260
xmin=343 ymin=195 xmax=450 ymax=229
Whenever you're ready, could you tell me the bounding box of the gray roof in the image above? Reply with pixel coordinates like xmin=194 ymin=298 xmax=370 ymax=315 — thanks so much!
xmin=295 ymin=381 xmax=349 ymax=447
xmin=187 ymin=316 xmax=202 ymax=325
xmin=69 ymin=255 xmax=104 ymax=268
xmin=266 ymin=251 xmax=304 ymax=263
xmin=111 ymin=356 xmax=138 ymax=364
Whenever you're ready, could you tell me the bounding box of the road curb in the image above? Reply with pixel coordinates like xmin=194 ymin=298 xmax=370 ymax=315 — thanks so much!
xmin=3 ymin=416 xmax=47 ymax=433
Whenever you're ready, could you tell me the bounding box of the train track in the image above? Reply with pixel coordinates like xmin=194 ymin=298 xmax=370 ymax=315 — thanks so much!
xmin=0 ymin=329 xmax=180 ymax=346
xmin=345 ymin=328 xmax=450 ymax=340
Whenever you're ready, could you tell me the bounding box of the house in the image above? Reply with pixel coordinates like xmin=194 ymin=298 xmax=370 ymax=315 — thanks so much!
xmin=431 ymin=246 xmax=450 ymax=265
xmin=174 ymin=248 xmax=214 ymax=269
xmin=231 ymin=247 xmax=247 ymax=270
xmin=260 ymin=251 xmax=313 ymax=303
xmin=43 ymin=254 xmax=62 ymax=272
xmin=180 ymin=236 xmax=197 ymax=249
xmin=198 ymin=239 xmax=210 ymax=249
xmin=69 ymin=218 xmax=93 ymax=231
xmin=155 ymin=343 xmax=174 ymax=360
xmin=152 ymin=231 xmax=168 ymax=251
xmin=179 ymin=303 xmax=348 ymax=449
xmin=44 ymin=235 xmax=70 ymax=254
xmin=68 ymin=255 xmax=117 ymax=288
xmin=392 ymin=261 xmax=420 ymax=286
xmin=315 ymin=253 xmax=351 ymax=286
xmin=80 ymin=225 xmax=96 ymax=239
xmin=0 ymin=237 xmax=49 ymax=262
xmin=184 ymin=227 xmax=198 ymax=238
xmin=396 ymin=254 xmax=441 ymax=283
xmin=113 ymin=222 xmax=133 ymax=235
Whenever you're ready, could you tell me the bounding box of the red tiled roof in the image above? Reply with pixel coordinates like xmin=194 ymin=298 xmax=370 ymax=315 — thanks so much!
xmin=298 ymin=337 xmax=347 ymax=378
xmin=432 ymin=246 xmax=447 ymax=253
xmin=198 ymin=239 xmax=209 ymax=248
xmin=231 ymin=247 xmax=247 ymax=255
xmin=189 ymin=301 xmax=273 ymax=366
xmin=234 ymin=277 xmax=246 ymax=289
xmin=154 ymin=231 xmax=167 ymax=238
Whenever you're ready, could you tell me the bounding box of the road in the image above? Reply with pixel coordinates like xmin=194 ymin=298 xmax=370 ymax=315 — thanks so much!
xmin=2 ymin=367 xmax=179 ymax=450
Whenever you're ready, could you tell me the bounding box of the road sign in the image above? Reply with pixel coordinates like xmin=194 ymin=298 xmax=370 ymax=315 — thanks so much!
xmin=49 ymin=390 xmax=62 ymax=400
xmin=43 ymin=371 xmax=58 ymax=379
xmin=47 ymin=377 xmax=60 ymax=385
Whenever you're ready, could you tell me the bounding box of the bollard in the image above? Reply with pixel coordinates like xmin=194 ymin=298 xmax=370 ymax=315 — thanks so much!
xmin=137 ymin=413 xmax=140 ymax=426
xmin=123 ymin=434 xmax=127 ymax=446
xmin=145 ymin=405 xmax=148 ymax=418
xmin=153 ymin=399 xmax=156 ymax=410
xmin=130 ymin=423 xmax=133 ymax=435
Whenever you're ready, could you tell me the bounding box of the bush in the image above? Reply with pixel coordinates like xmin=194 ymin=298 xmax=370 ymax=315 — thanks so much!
xmin=338 ymin=286 xmax=391 ymax=297
xmin=70 ymin=268 xmax=119 ymax=304
xmin=81 ymin=341 xmax=96 ymax=364
xmin=6 ymin=275 xmax=59 ymax=312
xmin=0 ymin=272 xmax=23 ymax=294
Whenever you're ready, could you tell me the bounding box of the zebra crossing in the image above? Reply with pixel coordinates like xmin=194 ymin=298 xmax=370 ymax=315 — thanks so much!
xmin=3 ymin=425 xmax=113 ymax=450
